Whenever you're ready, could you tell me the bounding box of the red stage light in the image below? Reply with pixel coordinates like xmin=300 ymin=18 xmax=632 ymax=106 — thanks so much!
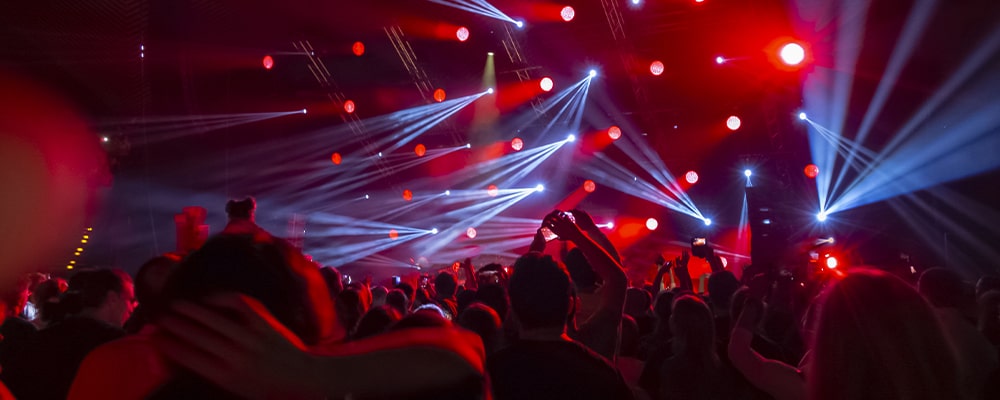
xmin=540 ymin=77 xmax=554 ymax=92
xmin=487 ymin=184 xmax=499 ymax=197
xmin=466 ymin=227 xmax=477 ymax=239
xmin=352 ymin=41 xmax=365 ymax=57
xmin=685 ymin=170 xmax=699 ymax=184
xmin=456 ymin=27 xmax=470 ymax=42
xmin=415 ymin=144 xmax=426 ymax=157
xmin=646 ymin=218 xmax=659 ymax=231
xmin=389 ymin=229 xmax=399 ymax=240
xmin=826 ymin=256 xmax=838 ymax=269
xmin=727 ymin=115 xmax=741 ymax=131
xmin=804 ymin=164 xmax=819 ymax=178
xmin=649 ymin=60 xmax=664 ymax=76
xmin=608 ymin=125 xmax=622 ymax=140
xmin=511 ymin=137 xmax=524 ymax=151
xmin=402 ymin=189 xmax=413 ymax=201
xmin=344 ymin=100 xmax=356 ymax=114
xmin=583 ymin=180 xmax=596 ymax=193
xmin=561 ymin=6 xmax=575 ymax=22
xmin=433 ymin=88 xmax=446 ymax=102
xmin=779 ymin=42 xmax=806 ymax=66
xmin=262 ymin=55 xmax=274 ymax=70
xmin=331 ymin=152 xmax=342 ymax=165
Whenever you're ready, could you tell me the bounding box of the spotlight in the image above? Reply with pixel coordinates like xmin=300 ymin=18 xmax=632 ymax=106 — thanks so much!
xmin=798 ymin=112 xmax=807 ymax=120
xmin=817 ymin=212 xmax=828 ymax=222
xmin=487 ymin=184 xmax=499 ymax=197
xmin=402 ymin=189 xmax=413 ymax=201
xmin=415 ymin=144 xmax=426 ymax=157
xmin=344 ymin=100 xmax=356 ymax=114
xmin=330 ymin=152 xmax=342 ymax=165
xmin=649 ymin=61 xmax=665 ymax=76
xmin=762 ymin=219 xmax=771 ymax=225
xmin=703 ymin=218 xmax=712 ymax=226
xmin=433 ymin=88 xmax=446 ymax=102
xmin=744 ymin=169 xmax=752 ymax=177
xmin=456 ymin=27 xmax=470 ymax=42
xmin=826 ymin=256 xmax=839 ymax=269
xmin=646 ymin=218 xmax=658 ymax=230
xmin=364 ymin=194 xmax=370 ymax=199
xmin=535 ymin=184 xmax=545 ymax=192
xmin=300 ymin=108 xmax=308 ymax=114
xmin=779 ymin=42 xmax=806 ymax=66
xmin=389 ymin=230 xmax=399 ymax=240
xmin=465 ymin=143 xmax=472 ymax=149
xmin=685 ymin=171 xmax=699 ymax=184
xmin=566 ymin=133 xmax=576 ymax=142
xmin=515 ymin=20 xmax=524 ymax=28
xmin=631 ymin=0 xmax=641 ymax=5
xmin=466 ymin=227 xmax=478 ymax=239
xmin=715 ymin=56 xmax=726 ymax=65
xmin=431 ymin=228 xmax=439 ymax=234
xmin=377 ymin=152 xmax=383 ymax=158
xmin=444 ymin=190 xmax=451 ymax=196
xmin=804 ymin=164 xmax=819 ymax=179
xmin=262 ymin=55 xmax=274 ymax=70
xmin=608 ymin=126 xmax=622 ymax=140
xmin=352 ymin=41 xmax=365 ymax=56
xmin=726 ymin=115 xmax=741 ymax=131
xmin=101 ymin=136 xmax=109 ymax=143
xmin=487 ymin=52 xmax=494 ymax=56
xmin=540 ymin=77 xmax=554 ymax=92
xmin=583 ymin=180 xmax=596 ymax=193
xmin=606 ymin=221 xmax=614 ymax=229
xmin=588 ymin=69 xmax=597 ymax=78
xmin=560 ymin=6 xmax=575 ymax=22
xmin=486 ymin=88 xmax=494 ymax=94
xmin=511 ymin=137 xmax=524 ymax=151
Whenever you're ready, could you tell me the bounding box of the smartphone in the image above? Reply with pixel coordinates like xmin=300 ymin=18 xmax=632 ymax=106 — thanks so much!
xmin=540 ymin=226 xmax=558 ymax=241
xmin=392 ymin=276 xmax=401 ymax=286
xmin=342 ymin=274 xmax=352 ymax=285
xmin=693 ymin=238 xmax=707 ymax=246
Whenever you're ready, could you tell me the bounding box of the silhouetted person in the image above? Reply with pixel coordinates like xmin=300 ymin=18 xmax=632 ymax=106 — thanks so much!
xmin=657 ymin=295 xmax=736 ymax=400
xmin=456 ymin=303 xmax=502 ymax=356
xmin=221 ymin=197 xmax=268 ymax=238
xmin=123 ymin=255 xmax=179 ymax=334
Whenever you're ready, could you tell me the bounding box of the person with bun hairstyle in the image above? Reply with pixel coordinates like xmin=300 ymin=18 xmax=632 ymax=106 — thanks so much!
xmin=222 ymin=196 xmax=269 ymax=239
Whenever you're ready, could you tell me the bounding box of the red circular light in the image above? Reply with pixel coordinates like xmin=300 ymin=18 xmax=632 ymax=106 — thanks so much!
xmin=583 ymin=180 xmax=596 ymax=193
xmin=511 ymin=137 xmax=524 ymax=151
xmin=608 ymin=125 xmax=622 ymax=140
xmin=402 ymin=189 xmax=413 ymax=201
xmin=262 ymin=55 xmax=274 ymax=70
xmin=487 ymin=185 xmax=499 ymax=197
xmin=331 ymin=152 xmax=342 ymax=165
xmin=685 ymin=171 xmax=699 ymax=184
xmin=826 ymin=256 xmax=838 ymax=269
xmin=389 ymin=229 xmax=399 ymax=240
xmin=560 ymin=6 xmax=575 ymax=22
xmin=433 ymin=88 xmax=446 ymax=102
xmin=415 ymin=144 xmax=426 ymax=157
xmin=646 ymin=218 xmax=659 ymax=231
xmin=779 ymin=43 xmax=806 ymax=66
xmin=649 ymin=60 xmax=664 ymax=76
xmin=727 ymin=115 xmax=741 ymax=131
xmin=804 ymin=164 xmax=819 ymax=178
xmin=344 ymin=100 xmax=356 ymax=114
xmin=456 ymin=27 xmax=470 ymax=42
xmin=466 ymin=227 xmax=477 ymax=239
xmin=540 ymin=77 xmax=554 ymax=92
xmin=352 ymin=41 xmax=365 ymax=57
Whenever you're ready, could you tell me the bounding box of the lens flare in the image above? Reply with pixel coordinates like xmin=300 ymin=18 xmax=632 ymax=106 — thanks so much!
xmin=511 ymin=137 xmax=524 ymax=151
xmin=649 ymin=61 xmax=665 ymax=76
xmin=608 ymin=126 xmax=622 ymax=140
xmin=685 ymin=171 xmax=699 ymax=184
xmin=583 ymin=180 xmax=596 ymax=193
xmin=646 ymin=218 xmax=659 ymax=230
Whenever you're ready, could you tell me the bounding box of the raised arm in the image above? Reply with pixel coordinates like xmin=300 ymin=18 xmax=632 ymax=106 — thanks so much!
xmin=461 ymin=258 xmax=478 ymax=291
xmin=648 ymin=255 xmax=672 ymax=298
xmin=545 ymin=211 xmax=627 ymax=316
xmin=569 ymin=209 xmax=622 ymax=264
xmin=674 ymin=251 xmax=694 ymax=292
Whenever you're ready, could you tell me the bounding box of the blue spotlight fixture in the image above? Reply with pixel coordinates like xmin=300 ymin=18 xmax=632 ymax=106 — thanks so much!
xmin=703 ymin=218 xmax=713 ymax=226
xmin=588 ymin=69 xmax=597 ymax=78
xmin=817 ymin=211 xmax=828 ymax=222
xmin=486 ymin=87 xmax=494 ymax=94
xmin=515 ymin=20 xmax=524 ymax=28
xmin=465 ymin=143 xmax=472 ymax=148
xmin=743 ymin=169 xmax=752 ymax=177
xmin=301 ymin=108 xmax=308 ymax=114
xmin=444 ymin=190 xmax=451 ymax=196
xmin=566 ymin=133 xmax=576 ymax=142
xmin=431 ymin=228 xmax=439 ymax=234
xmin=798 ymin=112 xmax=807 ymax=120
xmin=535 ymin=184 xmax=545 ymax=192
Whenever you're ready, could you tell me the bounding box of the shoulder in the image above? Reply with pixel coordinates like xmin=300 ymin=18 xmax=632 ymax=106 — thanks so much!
xmin=69 ymin=332 xmax=172 ymax=400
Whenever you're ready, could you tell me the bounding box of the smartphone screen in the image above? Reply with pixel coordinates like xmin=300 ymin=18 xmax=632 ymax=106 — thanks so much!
xmin=392 ymin=276 xmax=401 ymax=286
xmin=540 ymin=226 xmax=558 ymax=241
xmin=693 ymin=238 xmax=707 ymax=246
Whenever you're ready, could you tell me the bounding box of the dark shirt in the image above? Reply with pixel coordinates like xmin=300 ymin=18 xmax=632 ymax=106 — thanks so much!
xmin=488 ymin=339 xmax=634 ymax=400
xmin=0 ymin=317 xmax=37 ymax=372
xmin=659 ymin=356 xmax=737 ymax=400
xmin=4 ymin=316 xmax=124 ymax=400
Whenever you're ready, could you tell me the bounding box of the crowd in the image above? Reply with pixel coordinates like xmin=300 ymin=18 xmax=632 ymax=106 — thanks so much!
xmin=0 ymin=197 xmax=998 ymax=400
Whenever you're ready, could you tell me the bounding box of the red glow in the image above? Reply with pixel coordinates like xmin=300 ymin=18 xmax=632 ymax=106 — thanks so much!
xmin=540 ymin=77 xmax=554 ymax=92
xmin=560 ymin=6 xmax=575 ymax=22
xmin=804 ymin=164 xmax=819 ymax=178
xmin=511 ymin=137 xmax=524 ymax=151
xmin=685 ymin=171 xmax=699 ymax=184
xmin=433 ymin=88 xmax=446 ymax=102
xmin=415 ymin=144 xmax=426 ymax=157
xmin=402 ymin=189 xmax=413 ymax=201
xmin=608 ymin=126 xmax=622 ymax=140
xmin=646 ymin=218 xmax=659 ymax=230
xmin=352 ymin=42 xmax=365 ymax=57
xmin=389 ymin=229 xmax=399 ymax=240
xmin=649 ymin=60 xmax=664 ymax=76
xmin=344 ymin=100 xmax=356 ymax=114
xmin=727 ymin=115 xmax=742 ymax=131
xmin=456 ymin=27 xmax=470 ymax=42
xmin=331 ymin=152 xmax=342 ymax=165
xmin=262 ymin=55 xmax=274 ymax=70
xmin=466 ymin=227 xmax=477 ymax=239
xmin=583 ymin=180 xmax=596 ymax=193
xmin=487 ymin=185 xmax=499 ymax=197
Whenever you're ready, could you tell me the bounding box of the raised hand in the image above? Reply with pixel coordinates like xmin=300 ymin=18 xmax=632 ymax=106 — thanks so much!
xmin=543 ymin=210 xmax=585 ymax=243
xmin=676 ymin=250 xmax=690 ymax=268
xmin=568 ymin=209 xmax=598 ymax=231
xmin=528 ymin=228 xmax=547 ymax=253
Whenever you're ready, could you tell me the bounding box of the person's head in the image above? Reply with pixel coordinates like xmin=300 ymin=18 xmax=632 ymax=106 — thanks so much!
xmin=434 ymin=271 xmax=458 ymax=299
xmin=385 ymin=289 xmax=409 ymax=315
xmin=31 ymin=278 xmax=67 ymax=322
xmin=564 ymin=248 xmax=599 ymax=292
xmin=371 ymin=285 xmax=389 ymax=307
xmin=62 ymin=269 xmax=135 ymax=326
xmin=351 ymin=305 xmax=401 ymax=340
xmin=809 ymin=269 xmax=960 ymax=400
xmin=393 ymin=306 xmax=451 ymax=331
xmin=225 ymin=197 xmax=256 ymax=220
xmin=161 ymin=234 xmax=335 ymax=345
xmin=652 ymin=290 xmax=676 ymax=335
xmin=729 ymin=286 xmax=751 ymax=329
xmin=707 ymin=271 xmax=740 ymax=313
xmin=134 ymin=255 xmax=180 ymax=311
xmin=624 ymin=287 xmax=651 ymax=319
xmin=319 ymin=266 xmax=344 ymax=298
xmin=669 ymin=294 xmax=717 ymax=364
xmin=456 ymin=288 xmax=477 ymax=315
xmin=475 ymin=284 xmax=509 ymax=321
xmin=0 ymin=276 xmax=31 ymax=318
xmin=336 ymin=288 xmax=365 ymax=335
xmin=396 ymin=282 xmax=416 ymax=309
xmin=508 ymin=252 xmax=574 ymax=331
xmin=457 ymin=303 xmax=502 ymax=355
xmin=917 ymin=267 xmax=967 ymax=309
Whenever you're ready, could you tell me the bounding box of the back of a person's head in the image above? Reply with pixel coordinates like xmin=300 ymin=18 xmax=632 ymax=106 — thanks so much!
xmin=435 ymin=272 xmax=458 ymax=298
xmin=351 ymin=305 xmax=401 ymax=340
xmin=32 ymin=279 xmax=67 ymax=322
xmin=917 ymin=267 xmax=966 ymax=308
xmin=564 ymin=248 xmax=599 ymax=291
xmin=729 ymin=286 xmax=750 ymax=327
xmin=620 ymin=314 xmax=640 ymax=357
xmin=707 ymin=271 xmax=740 ymax=310
xmin=624 ymin=287 xmax=652 ymax=318
xmin=161 ymin=235 xmax=332 ymax=346
xmin=385 ymin=288 xmax=409 ymax=315
xmin=0 ymin=276 xmax=31 ymax=315
xmin=652 ymin=290 xmax=676 ymax=333
xmin=371 ymin=285 xmax=389 ymax=307
xmin=810 ymin=269 xmax=960 ymax=400
xmin=54 ymin=269 xmax=130 ymax=319
xmin=134 ymin=255 xmax=180 ymax=309
xmin=457 ymin=303 xmax=502 ymax=354
xmin=225 ymin=197 xmax=256 ymax=220
xmin=669 ymin=294 xmax=716 ymax=363
xmin=456 ymin=288 xmax=477 ymax=315
xmin=475 ymin=284 xmax=509 ymax=321
xmin=336 ymin=288 xmax=365 ymax=334
xmin=509 ymin=252 xmax=573 ymax=330
xmin=393 ymin=307 xmax=451 ymax=331
xmin=319 ymin=266 xmax=344 ymax=298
